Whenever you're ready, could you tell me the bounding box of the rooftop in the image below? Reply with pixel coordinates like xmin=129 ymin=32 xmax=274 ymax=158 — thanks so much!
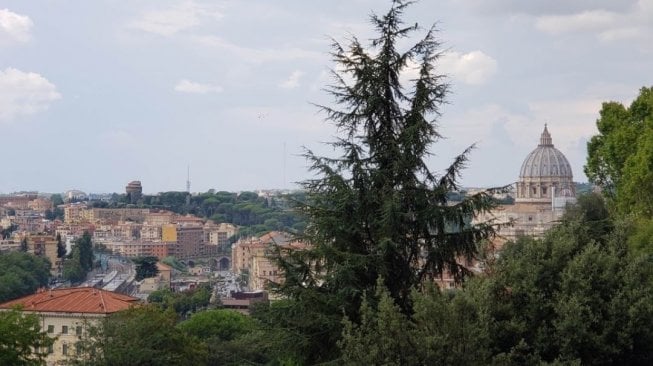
xmin=0 ymin=287 xmax=138 ymax=314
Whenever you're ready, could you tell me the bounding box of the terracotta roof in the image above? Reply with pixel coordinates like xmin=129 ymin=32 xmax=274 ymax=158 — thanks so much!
xmin=0 ymin=287 xmax=139 ymax=314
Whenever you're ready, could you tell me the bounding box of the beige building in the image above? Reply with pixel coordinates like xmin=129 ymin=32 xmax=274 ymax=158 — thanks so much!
xmin=481 ymin=125 xmax=576 ymax=242
xmin=63 ymin=203 xmax=92 ymax=224
xmin=436 ymin=126 xmax=577 ymax=289
xmin=232 ymin=231 xmax=308 ymax=292
xmin=0 ymin=287 xmax=138 ymax=366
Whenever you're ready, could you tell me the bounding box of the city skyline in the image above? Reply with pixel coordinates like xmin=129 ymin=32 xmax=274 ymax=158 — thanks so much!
xmin=2 ymin=0 xmax=652 ymax=193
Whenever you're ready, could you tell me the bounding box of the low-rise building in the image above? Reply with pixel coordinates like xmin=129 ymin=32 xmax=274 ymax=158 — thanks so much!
xmin=0 ymin=287 xmax=138 ymax=366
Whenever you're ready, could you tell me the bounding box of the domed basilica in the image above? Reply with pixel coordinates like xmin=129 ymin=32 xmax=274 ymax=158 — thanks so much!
xmin=487 ymin=125 xmax=577 ymax=240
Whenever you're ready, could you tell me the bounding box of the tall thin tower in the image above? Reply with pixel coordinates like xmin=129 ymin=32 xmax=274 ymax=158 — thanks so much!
xmin=186 ymin=165 xmax=191 ymax=193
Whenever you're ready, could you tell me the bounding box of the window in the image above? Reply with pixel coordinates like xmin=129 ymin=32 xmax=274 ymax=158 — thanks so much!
xmin=48 ymin=344 xmax=54 ymax=354
xmin=47 ymin=325 xmax=54 ymax=333
xmin=542 ymin=187 xmax=547 ymax=195
xmin=76 ymin=326 xmax=82 ymax=336
xmin=62 ymin=343 xmax=68 ymax=356
xmin=62 ymin=325 xmax=68 ymax=334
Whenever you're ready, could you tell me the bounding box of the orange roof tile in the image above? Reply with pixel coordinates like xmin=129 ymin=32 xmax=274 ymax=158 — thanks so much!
xmin=0 ymin=287 xmax=139 ymax=314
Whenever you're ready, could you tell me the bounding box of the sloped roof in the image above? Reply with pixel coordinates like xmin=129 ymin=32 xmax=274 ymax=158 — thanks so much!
xmin=0 ymin=287 xmax=139 ymax=314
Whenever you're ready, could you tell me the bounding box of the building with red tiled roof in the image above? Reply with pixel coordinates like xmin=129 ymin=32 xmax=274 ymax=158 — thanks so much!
xmin=0 ymin=287 xmax=139 ymax=365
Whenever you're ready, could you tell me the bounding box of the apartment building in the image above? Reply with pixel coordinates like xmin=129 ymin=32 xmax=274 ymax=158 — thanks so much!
xmin=162 ymin=223 xmax=205 ymax=259
xmin=232 ymin=231 xmax=308 ymax=291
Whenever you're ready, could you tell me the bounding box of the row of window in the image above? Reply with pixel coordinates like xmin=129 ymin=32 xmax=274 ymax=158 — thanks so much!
xmin=46 ymin=324 xmax=83 ymax=336
xmin=47 ymin=342 xmax=83 ymax=355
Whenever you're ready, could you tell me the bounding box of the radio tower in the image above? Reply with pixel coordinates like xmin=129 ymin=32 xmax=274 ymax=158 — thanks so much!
xmin=186 ymin=165 xmax=191 ymax=193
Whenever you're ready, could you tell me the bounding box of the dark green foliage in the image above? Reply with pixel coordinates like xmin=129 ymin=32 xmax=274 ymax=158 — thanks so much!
xmin=339 ymin=280 xmax=418 ymax=365
xmin=148 ymin=284 xmax=212 ymax=317
xmin=62 ymin=247 xmax=86 ymax=283
xmin=161 ymin=256 xmax=186 ymax=271
xmin=339 ymin=282 xmax=491 ymax=366
xmin=585 ymin=86 xmax=653 ymax=216
xmin=63 ymin=231 xmax=94 ymax=283
xmin=267 ymin=1 xmax=499 ymax=362
xmin=0 ymin=252 xmax=50 ymax=302
xmin=338 ymin=206 xmax=653 ymax=365
xmin=56 ymin=233 xmax=66 ymax=259
xmin=73 ymin=306 xmax=208 ymax=366
xmin=19 ymin=237 xmax=28 ymax=252
xmin=0 ymin=223 xmax=17 ymax=239
xmin=178 ymin=309 xmax=282 ymax=365
xmin=50 ymin=193 xmax=64 ymax=206
xmin=0 ymin=308 xmax=55 ymax=366
xmin=178 ymin=309 xmax=254 ymax=340
xmin=132 ymin=256 xmax=159 ymax=281
xmin=77 ymin=231 xmax=94 ymax=272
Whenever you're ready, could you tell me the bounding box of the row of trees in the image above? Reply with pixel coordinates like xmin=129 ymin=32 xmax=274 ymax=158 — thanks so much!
xmin=91 ymin=190 xmax=308 ymax=238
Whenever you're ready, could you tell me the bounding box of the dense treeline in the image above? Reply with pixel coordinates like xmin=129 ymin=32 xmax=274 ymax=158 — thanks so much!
xmin=65 ymin=194 xmax=653 ymax=365
xmin=338 ymin=193 xmax=653 ymax=365
xmin=0 ymin=251 xmax=50 ymax=302
xmin=92 ymin=190 xmax=307 ymax=238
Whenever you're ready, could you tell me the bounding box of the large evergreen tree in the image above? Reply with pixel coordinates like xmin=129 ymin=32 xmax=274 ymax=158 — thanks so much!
xmin=267 ymin=1 xmax=499 ymax=362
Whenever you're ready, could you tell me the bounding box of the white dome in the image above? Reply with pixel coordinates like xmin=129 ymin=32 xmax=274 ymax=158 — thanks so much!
xmin=519 ymin=125 xmax=573 ymax=179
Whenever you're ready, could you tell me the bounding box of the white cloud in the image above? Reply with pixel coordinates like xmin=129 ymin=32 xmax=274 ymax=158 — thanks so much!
xmin=130 ymin=1 xmax=222 ymax=36
xmin=439 ymin=51 xmax=497 ymax=85
xmin=0 ymin=8 xmax=33 ymax=44
xmin=535 ymin=10 xmax=616 ymax=35
xmin=279 ymin=70 xmax=305 ymax=89
xmin=534 ymin=1 xmax=653 ymax=42
xmin=174 ymin=79 xmax=223 ymax=94
xmin=0 ymin=68 xmax=61 ymax=122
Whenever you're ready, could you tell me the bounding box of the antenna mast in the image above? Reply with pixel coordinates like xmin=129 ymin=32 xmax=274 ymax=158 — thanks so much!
xmin=186 ymin=165 xmax=191 ymax=193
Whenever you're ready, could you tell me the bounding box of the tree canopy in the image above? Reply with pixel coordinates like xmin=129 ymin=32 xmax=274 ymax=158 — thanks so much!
xmin=132 ymin=256 xmax=159 ymax=281
xmin=0 ymin=252 xmax=51 ymax=302
xmin=339 ymin=195 xmax=653 ymax=365
xmin=0 ymin=308 xmax=55 ymax=366
xmin=73 ymin=306 xmax=207 ymax=366
xmin=585 ymin=86 xmax=653 ymax=216
xmin=266 ymin=1 xmax=499 ymax=362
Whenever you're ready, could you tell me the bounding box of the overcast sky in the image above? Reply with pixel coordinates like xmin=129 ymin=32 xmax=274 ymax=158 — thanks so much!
xmin=1 ymin=0 xmax=652 ymax=194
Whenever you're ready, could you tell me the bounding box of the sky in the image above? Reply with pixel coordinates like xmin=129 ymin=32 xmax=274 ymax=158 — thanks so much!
xmin=1 ymin=0 xmax=652 ymax=194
